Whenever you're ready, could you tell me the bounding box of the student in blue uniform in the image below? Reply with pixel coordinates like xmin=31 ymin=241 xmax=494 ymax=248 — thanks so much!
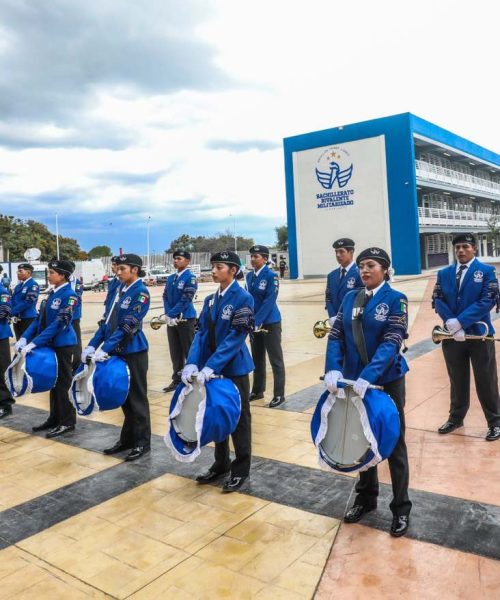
xmin=83 ymin=254 xmax=151 ymax=461
xmin=325 ymin=238 xmax=363 ymax=327
xmin=246 ymin=244 xmax=286 ymax=408
xmin=103 ymin=256 xmax=121 ymax=314
xmin=16 ymin=259 xmax=78 ymax=438
xmin=69 ymin=262 xmax=84 ymax=368
xmin=325 ymin=247 xmax=411 ymax=537
xmin=183 ymin=250 xmax=254 ymax=493
xmin=162 ymin=250 xmax=198 ymax=393
xmin=0 ymin=282 xmax=14 ymax=419
xmin=11 ymin=263 xmax=40 ymax=340
xmin=432 ymin=233 xmax=500 ymax=441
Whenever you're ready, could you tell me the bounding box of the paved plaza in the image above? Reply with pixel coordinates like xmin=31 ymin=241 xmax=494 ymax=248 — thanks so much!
xmin=0 ymin=275 xmax=499 ymax=598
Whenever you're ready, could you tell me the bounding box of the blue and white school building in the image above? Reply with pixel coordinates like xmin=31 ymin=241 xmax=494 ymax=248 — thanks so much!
xmin=283 ymin=113 xmax=500 ymax=278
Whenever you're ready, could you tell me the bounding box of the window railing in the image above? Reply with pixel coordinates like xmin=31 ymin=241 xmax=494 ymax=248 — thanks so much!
xmin=418 ymin=206 xmax=494 ymax=228
xmin=416 ymin=160 xmax=500 ymax=196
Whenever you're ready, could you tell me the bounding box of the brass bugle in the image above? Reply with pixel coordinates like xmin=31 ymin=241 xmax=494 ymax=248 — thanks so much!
xmin=431 ymin=321 xmax=499 ymax=344
xmin=313 ymin=319 xmax=331 ymax=339
xmin=150 ymin=314 xmax=186 ymax=330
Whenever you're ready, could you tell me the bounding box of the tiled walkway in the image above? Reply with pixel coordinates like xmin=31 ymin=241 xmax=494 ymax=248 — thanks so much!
xmin=1 ymin=276 xmax=499 ymax=598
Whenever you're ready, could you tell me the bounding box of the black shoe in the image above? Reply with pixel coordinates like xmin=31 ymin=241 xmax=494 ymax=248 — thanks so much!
xmin=103 ymin=441 xmax=132 ymax=455
xmin=222 ymin=475 xmax=247 ymax=493
xmin=196 ymin=468 xmax=229 ymax=484
xmin=344 ymin=504 xmax=376 ymax=524
xmin=269 ymin=396 xmax=285 ymax=408
xmin=438 ymin=421 xmax=463 ymax=434
xmin=125 ymin=446 xmax=151 ymax=461
xmin=46 ymin=425 xmax=75 ymax=439
xmin=163 ymin=381 xmax=179 ymax=393
xmin=390 ymin=515 xmax=409 ymax=537
xmin=0 ymin=407 xmax=12 ymax=419
xmin=32 ymin=420 xmax=55 ymax=432
xmin=486 ymin=426 xmax=500 ymax=441
xmin=249 ymin=392 xmax=264 ymax=401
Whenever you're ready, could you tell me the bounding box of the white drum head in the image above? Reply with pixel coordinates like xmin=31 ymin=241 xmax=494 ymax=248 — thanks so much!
xmin=319 ymin=388 xmax=371 ymax=468
xmin=172 ymin=382 xmax=206 ymax=443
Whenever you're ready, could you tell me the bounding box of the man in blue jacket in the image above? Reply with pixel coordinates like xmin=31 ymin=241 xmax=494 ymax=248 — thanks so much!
xmin=183 ymin=250 xmax=254 ymax=492
xmin=162 ymin=250 xmax=198 ymax=393
xmin=432 ymin=233 xmax=500 ymax=441
xmin=83 ymin=254 xmax=151 ymax=461
xmin=11 ymin=263 xmax=40 ymax=339
xmin=0 ymin=282 xmax=14 ymax=418
xmin=246 ymin=245 xmax=285 ymax=408
xmin=16 ymin=259 xmax=78 ymax=438
xmin=325 ymin=238 xmax=363 ymax=326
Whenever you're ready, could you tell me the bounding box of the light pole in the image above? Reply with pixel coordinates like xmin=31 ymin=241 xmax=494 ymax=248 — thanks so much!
xmin=55 ymin=214 xmax=60 ymax=259
xmin=229 ymin=213 xmax=237 ymax=251
xmin=146 ymin=216 xmax=151 ymax=273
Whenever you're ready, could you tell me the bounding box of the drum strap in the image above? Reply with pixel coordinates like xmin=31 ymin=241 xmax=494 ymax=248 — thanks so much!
xmin=207 ymin=296 xmax=217 ymax=353
xmin=352 ymin=290 xmax=370 ymax=366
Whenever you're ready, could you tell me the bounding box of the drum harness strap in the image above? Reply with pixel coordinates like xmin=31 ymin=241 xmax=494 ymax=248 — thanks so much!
xmin=351 ymin=290 xmax=370 ymax=366
xmin=207 ymin=294 xmax=218 ymax=353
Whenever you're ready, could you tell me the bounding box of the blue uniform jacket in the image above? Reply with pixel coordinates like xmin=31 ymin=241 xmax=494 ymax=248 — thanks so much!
xmin=325 ymin=265 xmax=364 ymax=317
xmin=245 ymin=265 xmax=281 ymax=326
xmin=187 ymin=281 xmax=254 ymax=376
xmin=24 ymin=283 xmax=78 ymax=348
xmin=0 ymin=284 xmax=13 ymax=340
xmin=432 ymin=258 xmax=498 ymax=336
xmin=11 ymin=277 xmax=39 ymax=319
xmin=89 ymin=279 xmax=150 ymax=355
xmin=326 ymin=283 xmax=409 ymax=385
xmin=72 ymin=277 xmax=84 ymax=320
xmin=104 ymin=276 xmax=121 ymax=314
xmin=163 ymin=269 xmax=197 ymax=319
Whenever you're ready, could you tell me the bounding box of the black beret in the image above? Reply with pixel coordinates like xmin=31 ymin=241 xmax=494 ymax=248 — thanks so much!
xmin=452 ymin=233 xmax=476 ymax=246
xmin=17 ymin=263 xmax=34 ymax=272
xmin=332 ymin=238 xmax=355 ymax=250
xmin=210 ymin=250 xmax=241 ymax=267
xmin=48 ymin=258 xmax=75 ymax=276
xmin=116 ymin=253 xmax=146 ymax=276
xmin=173 ymin=249 xmax=191 ymax=260
xmin=356 ymin=247 xmax=391 ymax=268
xmin=249 ymin=245 xmax=270 ymax=256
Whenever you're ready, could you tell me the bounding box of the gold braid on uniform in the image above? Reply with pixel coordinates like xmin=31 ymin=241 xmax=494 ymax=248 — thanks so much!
xmin=328 ymin=307 xmax=344 ymax=341
xmin=56 ymin=306 xmax=73 ymax=325
xmin=384 ymin=313 xmax=408 ymax=349
xmin=0 ymin=302 xmax=10 ymax=320
xmin=231 ymin=306 xmax=254 ymax=334
xmin=26 ymin=290 xmax=38 ymax=302
xmin=122 ymin=315 xmax=141 ymax=336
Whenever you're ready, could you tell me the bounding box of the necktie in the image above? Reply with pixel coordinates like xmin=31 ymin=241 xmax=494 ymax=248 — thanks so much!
xmin=340 ymin=268 xmax=346 ymax=281
xmin=108 ymin=290 xmax=123 ymax=332
xmin=363 ymin=291 xmax=372 ymax=307
xmin=456 ymin=265 xmax=467 ymax=290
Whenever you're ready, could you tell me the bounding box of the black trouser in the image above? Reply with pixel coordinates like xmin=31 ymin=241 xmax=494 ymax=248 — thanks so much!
xmin=120 ymin=351 xmax=151 ymax=448
xmin=48 ymin=346 xmax=77 ymax=427
xmin=251 ymin=322 xmax=285 ymax=397
xmin=167 ymin=319 xmax=196 ymax=383
xmin=72 ymin=319 xmax=82 ymax=371
xmin=13 ymin=318 xmax=35 ymax=340
xmin=0 ymin=338 xmax=14 ymax=408
xmin=354 ymin=377 xmax=412 ymax=517
xmin=213 ymin=374 xmax=251 ymax=478
xmin=279 ymin=268 xmax=285 ymax=279
xmin=442 ymin=339 xmax=500 ymax=427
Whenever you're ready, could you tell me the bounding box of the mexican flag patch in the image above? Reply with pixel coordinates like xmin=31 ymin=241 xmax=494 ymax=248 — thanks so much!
xmin=138 ymin=294 xmax=148 ymax=304
xmin=68 ymin=297 xmax=77 ymax=306
xmin=400 ymin=300 xmax=408 ymax=313
xmin=0 ymin=294 xmax=8 ymax=303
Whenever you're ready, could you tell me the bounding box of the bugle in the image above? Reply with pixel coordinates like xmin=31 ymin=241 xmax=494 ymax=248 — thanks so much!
xmin=431 ymin=321 xmax=500 ymax=344
xmin=313 ymin=319 xmax=331 ymax=339
xmin=150 ymin=314 xmax=186 ymax=330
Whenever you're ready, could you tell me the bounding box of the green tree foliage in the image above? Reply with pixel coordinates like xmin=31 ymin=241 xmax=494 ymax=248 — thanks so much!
xmin=275 ymin=224 xmax=288 ymax=250
xmin=167 ymin=230 xmax=254 ymax=253
xmin=88 ymin=245 xmax=112 ymax=258
xmin=0 ymin=215 xmax=84 ymax=261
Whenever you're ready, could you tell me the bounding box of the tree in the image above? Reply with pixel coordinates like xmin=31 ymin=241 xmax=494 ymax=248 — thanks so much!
xmin=88 ymin=245 xmax=112 ymax=258
xmin=275 ymin=224 xmax=288 ymax=250
xmin=167 ymin=230 xmax=254 ymax=253
xmin=486 ymin=214 xmax=500 ymax=256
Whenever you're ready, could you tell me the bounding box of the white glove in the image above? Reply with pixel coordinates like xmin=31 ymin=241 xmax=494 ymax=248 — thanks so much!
xmin=181 ymin=364 xmax=198 ymax=385
xmin=21 ymin=342 xmax=36 ymax=356
xmin=81 ymin=346 xmax=96 ymax=362
xmin=446 ymin=318 xmax=462 ymax=335
xmin=328 ymin=316 xmax=336 ymax=328
xmin=453 ymin=329 xmax=466 ymax=342
xmin=170 ymin=318 xmax=179 ymax=326
xmin=15 ymin=338 xmax=27 ymax=352
xmin=324 ymin=370 xmax=342 ymax=394
xmin=196 ymin=366 xmax=214 ymax=385
xmin=353 ymin=377 xmax=370 ymax=399
xmin=93 ymin=348 xmax=109 ymax=362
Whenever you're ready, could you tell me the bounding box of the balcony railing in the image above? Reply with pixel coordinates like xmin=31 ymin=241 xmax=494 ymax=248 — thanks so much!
xmin=418 ymin=206 xmax=494 ymax=228
xmin=416 ymin=160 xmax=500 ymax=196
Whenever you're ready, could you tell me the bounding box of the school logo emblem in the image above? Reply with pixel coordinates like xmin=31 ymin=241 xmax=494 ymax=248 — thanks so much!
xmin=222 ymin=304 xmax=233 ymax=320
xmin=178 ymin=281 xmax=185 ymax=289
xmin=473 ymin=270 xmax=484 ymax=283
xmin=315 ymin=145 xmax=355 ymax=210
xmin=50 ymin=298 xmax=62 ymax=309
xmin=346 ymin=277 xmax=356 ymax=289
xmin=220 ymin=252 xmax=229 ymax=260
xmin=120 ymin=296 xmax=132 ymax=309
xmin=374 ymin=303 xmax=389 ymax=321
xmin=258 ymin=280 xmax=267 ymax=290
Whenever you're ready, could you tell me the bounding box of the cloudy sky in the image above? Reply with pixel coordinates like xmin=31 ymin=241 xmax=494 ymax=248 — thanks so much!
xmin=1 ymin=0 xmax=498 ymax=254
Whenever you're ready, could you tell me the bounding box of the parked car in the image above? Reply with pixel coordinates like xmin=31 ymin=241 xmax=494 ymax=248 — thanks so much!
xmin=143 ymin=266 xmax=170 ymax=286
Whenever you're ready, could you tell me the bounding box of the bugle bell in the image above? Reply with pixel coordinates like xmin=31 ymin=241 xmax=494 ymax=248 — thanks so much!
xmin=431 ymin=321 xmax=494 ymax=344
xmin=313 ymin=319 xmax=331 ymax=339
xmin=150 ymin=315 xmax=166 ymax=330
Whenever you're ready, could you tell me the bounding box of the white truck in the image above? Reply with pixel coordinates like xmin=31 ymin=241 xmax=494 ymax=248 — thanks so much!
xmin=74 ymin=259 xmax=106 ymax=290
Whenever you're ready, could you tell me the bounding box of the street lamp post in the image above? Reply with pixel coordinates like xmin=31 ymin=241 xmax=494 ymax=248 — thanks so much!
xmin=146 ymin=216 xmax=151 ymax=273
xmin=55 ymin=214 xmax=60 ymax=259
xmin=229 ymin=213 xmax=237 ymax=252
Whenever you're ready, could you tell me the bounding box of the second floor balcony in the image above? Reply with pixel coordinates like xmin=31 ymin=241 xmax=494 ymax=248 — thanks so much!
xmin=418 ymin=206 xmax=494 ymax=229
xmin=416 ymin=160 xmax=500 ymax=197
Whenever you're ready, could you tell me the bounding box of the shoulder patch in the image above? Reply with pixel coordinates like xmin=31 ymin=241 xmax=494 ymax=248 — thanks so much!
xmin=137 ymin=293 xmax=148 ymax=304
xmin=68 ymin=297 xmax=77 ymax=306
xmin=400 ymin=299 xmax=408 ymax=313
xmin=0 ymin=294 xmax=9 ymax=303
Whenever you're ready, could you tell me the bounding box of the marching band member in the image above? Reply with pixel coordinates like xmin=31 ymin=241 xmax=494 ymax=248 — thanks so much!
xmin=17 ymin=259 xmax=78 ymax=438
xmin=11 ymin=263 xmax=40 ymax=340
xmin=183 ymin=250 xmax=254 ymax=492
xmin=432 ymin=233 xmax=500 ymax=441
xmin=162 ymin=250 xmax=198 ymax=393
xmin=69 ymin=262 xmax=84 ymax=368
xmin=325 ymin=247 xmax=412 ymax=537
xmin=325 ymin=238 xmax=363 ymax=327
xmin=0 ymin=281 xmax=14 ymax=419
xmin=104 ymin=256 xmax=121 ymax=313
xmin=246 ymin=245 xmax=286 ymax=408
xmin=83 ymin=254 xmax=152 ymax=461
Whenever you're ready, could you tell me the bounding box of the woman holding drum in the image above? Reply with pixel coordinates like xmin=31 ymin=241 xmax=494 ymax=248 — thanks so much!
xmin=324 ymin=247 xmax=412 ymax=537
